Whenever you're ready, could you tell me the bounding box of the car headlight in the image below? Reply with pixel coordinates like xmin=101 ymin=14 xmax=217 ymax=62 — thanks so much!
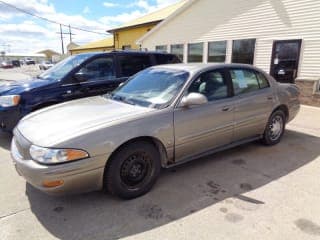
xmin=0 ymin=95 xmax=20 ymax=107
xmin=29 ymin=145 xmax=89 ymax=164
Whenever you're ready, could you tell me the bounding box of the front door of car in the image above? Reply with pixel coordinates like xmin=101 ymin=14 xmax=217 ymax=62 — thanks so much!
xmin=62 ymin=56 xmax=119 ymax=100
xmin=228 ymin=68 xmax=275 ymax=141
xmin=174 ymin=69 xmax=234 ymax=162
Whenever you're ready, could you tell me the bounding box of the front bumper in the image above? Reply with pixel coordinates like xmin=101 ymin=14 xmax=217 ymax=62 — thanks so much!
xmin=0 ymin=106 xmax=22 ymax=131
xmin=11 ymin=137 xmax=107 ymax=195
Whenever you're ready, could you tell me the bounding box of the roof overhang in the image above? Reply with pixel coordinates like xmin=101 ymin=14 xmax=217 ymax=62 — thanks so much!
xmin=107 ymin=20 xmax=162 ymax=33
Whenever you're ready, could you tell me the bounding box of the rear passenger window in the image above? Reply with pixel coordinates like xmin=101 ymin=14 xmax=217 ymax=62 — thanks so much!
xmin=118 ymin=55 xmax=152 ymax=77
xmin=256 ymin=72 xmax=270 ymax=89
xmin=230 ymin=69 xmax=259 ymax=95
xmin=154 ymin=54 xmax=181 ymax=65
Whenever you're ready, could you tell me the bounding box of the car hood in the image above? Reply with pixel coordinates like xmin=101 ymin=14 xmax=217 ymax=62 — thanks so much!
xmin=17 ymin=96 xmax=156 ymax=146
xmin=0 ymin=78 xmax=52 ymax=95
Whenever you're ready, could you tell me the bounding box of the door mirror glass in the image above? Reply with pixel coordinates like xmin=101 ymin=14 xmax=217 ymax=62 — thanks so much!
xmin=180 ymin=93 xmax=208 ymax=107
xmin=74 ymin=72 xmax=89 ymax=83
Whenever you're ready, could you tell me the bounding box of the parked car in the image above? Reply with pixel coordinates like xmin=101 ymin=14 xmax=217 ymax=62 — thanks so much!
xmin=11 ymin=60 xmax=21 ymax=67
xmin=11 ymin=63 xmax=300 ymax=199
xmin=0 ymin=51 xmax=181 ymax=131
xmin=25 ymin=58 xmax=36 ymax=65
xmin=39 ymin=61 xmax=54 ymax=70
xmin=1 ymin=61 xmax=14 ymax=69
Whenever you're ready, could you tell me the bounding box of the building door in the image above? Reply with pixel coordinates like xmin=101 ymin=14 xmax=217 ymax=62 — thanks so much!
xmin=270 ymin=39 xmax=302 ymax=83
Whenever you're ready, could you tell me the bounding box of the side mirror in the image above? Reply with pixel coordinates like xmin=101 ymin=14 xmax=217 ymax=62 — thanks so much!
xmin=74 ymin=72 xmax=89 ymax=83
xmin=180 ymin=92 xmax=208 ymax=107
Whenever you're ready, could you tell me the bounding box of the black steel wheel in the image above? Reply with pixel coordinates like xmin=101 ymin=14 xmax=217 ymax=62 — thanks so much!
xmin=104 ymin=141 xmax=161 ymax=199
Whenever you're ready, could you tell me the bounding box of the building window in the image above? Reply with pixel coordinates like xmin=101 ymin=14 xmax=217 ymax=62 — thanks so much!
xmin=171 ymin=44 xmax=184 ymax=61
xmin=155 ymin=45 xmax=167 ymax=52
xmin=188 ymin=43 xmax=203 ymax=63
xmin=232 ymin=39 xmax=256 ymax=64
xmin=208 ymin=41 xmax=227 ymax=63
xmin=122 ymin=45 xmax=131 ymax=50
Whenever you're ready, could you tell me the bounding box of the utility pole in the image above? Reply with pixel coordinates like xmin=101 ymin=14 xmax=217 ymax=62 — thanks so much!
xmin=69 ymin=25 xmax=72 ymax=43
xmin=56 ymin=25 xmax=75 ymax=54
xmin=59 ymin=24 xmax=64 ymax=54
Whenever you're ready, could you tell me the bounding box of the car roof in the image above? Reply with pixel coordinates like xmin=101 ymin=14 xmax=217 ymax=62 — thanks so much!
xmin=76 ymin=50 xmax=176 ymax=58
xmin=151 ymin=63 xmax=264 ymax=74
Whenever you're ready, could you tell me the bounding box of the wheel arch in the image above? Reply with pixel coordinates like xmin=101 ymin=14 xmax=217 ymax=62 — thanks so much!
xmin=272 ymin=104 xmax=289 ymax=122
xmin=106 ymin=136 xmax=169 ymax=169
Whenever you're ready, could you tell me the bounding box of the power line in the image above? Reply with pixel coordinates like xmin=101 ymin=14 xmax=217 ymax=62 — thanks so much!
xmin=0 ymin=0 xmax=108 ymax=36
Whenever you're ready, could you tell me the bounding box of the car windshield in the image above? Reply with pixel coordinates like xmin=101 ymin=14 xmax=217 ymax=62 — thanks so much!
xmin=107 ymin=68 xmax=189 ymax=109
xmin=38 ymin=54 xmax=93 ymax=81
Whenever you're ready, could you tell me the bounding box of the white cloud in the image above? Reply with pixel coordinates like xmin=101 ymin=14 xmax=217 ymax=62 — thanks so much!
xmin=0 ymin=0 xmax=110 ymax=53
xmin=103 ymin=2 xmax=119 ymax=8
xmin=82 ymin=6 xmax=91 ymax=14
xmin=100 ymin=0 xmax=181 ymax=28
xmin=0 ymin=0 xmax=181 ymax=54
xmin=100 ymin=10 xmax=144 ymax=27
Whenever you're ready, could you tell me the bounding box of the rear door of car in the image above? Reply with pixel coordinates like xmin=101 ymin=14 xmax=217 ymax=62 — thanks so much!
xmin=226 ymin=67 xmax=275 ymax=141
xmin=174 ymin=67 xmax=235 ymax=162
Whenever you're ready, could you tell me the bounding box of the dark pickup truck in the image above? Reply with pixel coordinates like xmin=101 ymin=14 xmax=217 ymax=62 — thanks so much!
xmin=0 ymin=51 xmax=180 ymax=131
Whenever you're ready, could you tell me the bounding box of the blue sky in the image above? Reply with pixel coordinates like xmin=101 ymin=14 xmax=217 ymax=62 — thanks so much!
xmin=0 ymin=0 xmax=179 ymax=53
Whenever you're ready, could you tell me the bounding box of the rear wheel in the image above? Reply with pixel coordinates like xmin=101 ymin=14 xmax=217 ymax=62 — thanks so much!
xmin=262 ymin=110 xmax=286 ymax=145
xmin=104 ymin=141 xmax=161 ymax=199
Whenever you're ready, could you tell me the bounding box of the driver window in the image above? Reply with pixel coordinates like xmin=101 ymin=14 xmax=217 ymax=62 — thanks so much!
xmin=188 ymin=70 xmax=228 ymax=101
xmin=77 ymin=57 xmax=115 ymax=82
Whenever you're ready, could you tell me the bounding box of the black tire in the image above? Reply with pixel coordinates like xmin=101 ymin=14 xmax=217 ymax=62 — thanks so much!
xmin=262 ymin=110 xmax=286 ymax=145
xmin=104 ymin=141 xmax=161 ymax=199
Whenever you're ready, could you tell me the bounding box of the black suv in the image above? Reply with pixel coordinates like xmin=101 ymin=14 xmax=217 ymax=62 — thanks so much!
xmin=0 ymin=51 xmax=181 ymax=131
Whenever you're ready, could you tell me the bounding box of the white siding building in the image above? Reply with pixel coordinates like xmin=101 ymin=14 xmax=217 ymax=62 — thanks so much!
xmin=138 ymin=0 xmax=320 ymax=106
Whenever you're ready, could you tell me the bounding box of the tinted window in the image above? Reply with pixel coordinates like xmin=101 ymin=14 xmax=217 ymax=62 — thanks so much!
xmin=77 ymin=57 xmax=115 ymax=82
xmin=230 ymin=69 xmax=260 ymax=95
xmin=155 ymin=45 xmax=167 ymax=52
xmin=208 ymin=41 xmax=227 ymax=63
xmin=154 ymin=54 xmax=181 ymax=65
xmin=171 ymin=44 xmax=184 ymax=61
xmin=188 ymin=43 xmax=203 ymax=63
xmin=232 ymin=39 xmax=256 ymax=64
xmin=256 ymin=72 xmax=270 ymax=89
xmin=118 ymin=54 xmax=152 ymax=77
xmin=188 ymin=70 xmax=228 ymax=101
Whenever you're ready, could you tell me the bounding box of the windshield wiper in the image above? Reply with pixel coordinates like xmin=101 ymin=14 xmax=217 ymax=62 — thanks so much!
xmin=111 ymin=95 xmax=136 ymax=105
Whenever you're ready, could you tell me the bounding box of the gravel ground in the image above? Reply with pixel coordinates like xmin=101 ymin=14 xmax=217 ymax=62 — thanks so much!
xmin=0 ymin=64 xmax=43 ymax=81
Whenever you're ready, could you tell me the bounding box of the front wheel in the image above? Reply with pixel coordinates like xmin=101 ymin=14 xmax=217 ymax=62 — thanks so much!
xmin=262 ymin=110 xmax=286 ymax=145
xmin=104 ymin=141 xmax=161 ymax=199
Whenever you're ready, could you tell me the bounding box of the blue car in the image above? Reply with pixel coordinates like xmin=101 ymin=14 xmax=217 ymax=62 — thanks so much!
xmin=0 ymin=51 xmax=180 ymax=131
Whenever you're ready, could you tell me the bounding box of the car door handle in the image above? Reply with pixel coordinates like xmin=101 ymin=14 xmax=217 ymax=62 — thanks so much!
xmin=267 ymin=96 xmax=273 ymax=100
